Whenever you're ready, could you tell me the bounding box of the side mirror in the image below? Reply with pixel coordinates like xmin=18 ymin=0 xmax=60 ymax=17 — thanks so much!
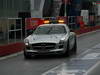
xmin=27 ymin=30 xmax=33 ymax=35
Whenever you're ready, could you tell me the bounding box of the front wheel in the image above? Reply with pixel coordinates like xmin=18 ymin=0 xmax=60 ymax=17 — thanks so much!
xmin=24 ymin=51 xmax=32 ymax=59
xmin=64 ymin=41 xmax=70 ymax=57
xmin=72 ymin=37 xmax=77 ymax=54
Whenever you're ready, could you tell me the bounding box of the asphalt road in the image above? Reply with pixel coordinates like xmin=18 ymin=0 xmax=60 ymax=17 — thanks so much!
xmin=0 ymin=30 xmax=100 ymax=75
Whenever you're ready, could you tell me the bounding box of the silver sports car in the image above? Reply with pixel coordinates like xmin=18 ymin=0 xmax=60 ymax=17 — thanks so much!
xmin=24 ymin=24 xmax=77 ymax=58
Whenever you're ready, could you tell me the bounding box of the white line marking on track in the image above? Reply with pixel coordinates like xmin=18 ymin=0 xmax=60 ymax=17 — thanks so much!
xmin=57 ymin=63 xmax=81 ymax=75
xmin=42 ymin=63 xmax=86 ymax=75
xmin=77 ymin=30 xmax=100 ymax=38
xmin=81 ymin=53 xmax=100 ymax=60
xmin=42 ymin=63 xmax=64 ymax=75
xmin=77 ymin=49 xmax=92 ymax=57
xmin=92 ymin=43 xmax=100 ymax=49
xmin=71 ymin=58 xmax=100 ymax=60
xmin=84 ymin=61 xmax=100 ymax=75
xmin=0 ymin=51 xmax=23 ymax=61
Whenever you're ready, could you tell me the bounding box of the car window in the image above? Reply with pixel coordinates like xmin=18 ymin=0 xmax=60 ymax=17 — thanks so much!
xmin=49 ymin=26 xmax=66 ymax=34
xmin=33 ymin=26 xmax=52 ymax=34
xmin=33 ymin=25 xmax=67 ymax=35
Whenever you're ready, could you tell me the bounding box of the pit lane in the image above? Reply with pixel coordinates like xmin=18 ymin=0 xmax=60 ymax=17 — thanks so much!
xmin=42 ymin=42 xmax=100 ymax=75
xmin=0 ymin=30 xmax=100 ymax=75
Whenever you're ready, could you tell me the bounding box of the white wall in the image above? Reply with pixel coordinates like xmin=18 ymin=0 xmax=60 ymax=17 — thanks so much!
xmin=81 ymin=10 xmax=89 ymax=25
xmin=30 ymin=0 xmax=45 ymax=18
xmin=97 ymin=4 xmax=100 ymax=16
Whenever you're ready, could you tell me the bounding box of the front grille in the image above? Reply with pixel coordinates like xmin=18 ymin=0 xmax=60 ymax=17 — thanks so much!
xmin=32 ymin=43 xmax=56 ymax=50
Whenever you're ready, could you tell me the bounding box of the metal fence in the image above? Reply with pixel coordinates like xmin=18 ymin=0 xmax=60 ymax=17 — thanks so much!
xmin=0 ymin=18 xmax=23 ymax=45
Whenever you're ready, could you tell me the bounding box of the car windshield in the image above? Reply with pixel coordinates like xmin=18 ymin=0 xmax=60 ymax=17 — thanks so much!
xmin=33 ymin=25 xmax=67 ymax=35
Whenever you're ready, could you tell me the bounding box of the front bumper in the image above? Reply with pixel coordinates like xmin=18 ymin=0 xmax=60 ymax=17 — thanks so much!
xmin=24 ymin=49 xmax=65 ymax=56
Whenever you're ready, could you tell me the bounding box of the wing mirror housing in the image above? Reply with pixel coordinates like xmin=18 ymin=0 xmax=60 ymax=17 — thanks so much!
xmin=27 ymin=30 xmax=33 ymax=35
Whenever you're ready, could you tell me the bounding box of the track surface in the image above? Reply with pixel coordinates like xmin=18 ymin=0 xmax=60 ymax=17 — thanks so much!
xmin=0 ymin=30 xmax=100 ymax=75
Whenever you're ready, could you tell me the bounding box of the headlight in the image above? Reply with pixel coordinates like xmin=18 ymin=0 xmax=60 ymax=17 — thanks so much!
xmin=60 ymin=37 xmax=66 ymax=41
xmin=59 ymin=37 xmax=66 ymax=44
xmin=58 ymin=37 xmax=66 ymax=49
xmin=24 ymin=39 xmax=29 ymax=45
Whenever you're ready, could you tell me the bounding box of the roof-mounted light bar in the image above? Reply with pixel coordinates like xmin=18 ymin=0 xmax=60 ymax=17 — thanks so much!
xmin=58 ymin=20 xmax=65 ymax=23
xmin=44 ymin=20 xmax=50 ymax=24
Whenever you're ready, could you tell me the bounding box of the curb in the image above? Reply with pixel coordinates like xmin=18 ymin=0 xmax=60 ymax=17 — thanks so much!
xmin=0 ymin=42 xmax=25 ymax=57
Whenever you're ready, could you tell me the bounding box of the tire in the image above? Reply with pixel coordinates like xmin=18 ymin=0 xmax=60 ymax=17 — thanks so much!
xmin=64 ymin=41 xmax=70 ymax=57
xmin=72 ymin=37 xmax=77 ymax=54
xmin=24 ymin=51 xmax=31 ymax=59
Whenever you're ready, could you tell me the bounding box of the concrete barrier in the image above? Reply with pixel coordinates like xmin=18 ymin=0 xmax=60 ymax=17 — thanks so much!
xmin=74 ymin=25 xmax=100 ymax=34
xmin=0 ymin=43 xmax=25 ymax=56
xmin=0 ymin=25 xmax=100 ymax=57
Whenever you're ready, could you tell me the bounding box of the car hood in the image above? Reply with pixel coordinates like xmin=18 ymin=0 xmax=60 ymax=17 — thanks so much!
xmin=25 ymin=34 xmax=67 ymax=44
